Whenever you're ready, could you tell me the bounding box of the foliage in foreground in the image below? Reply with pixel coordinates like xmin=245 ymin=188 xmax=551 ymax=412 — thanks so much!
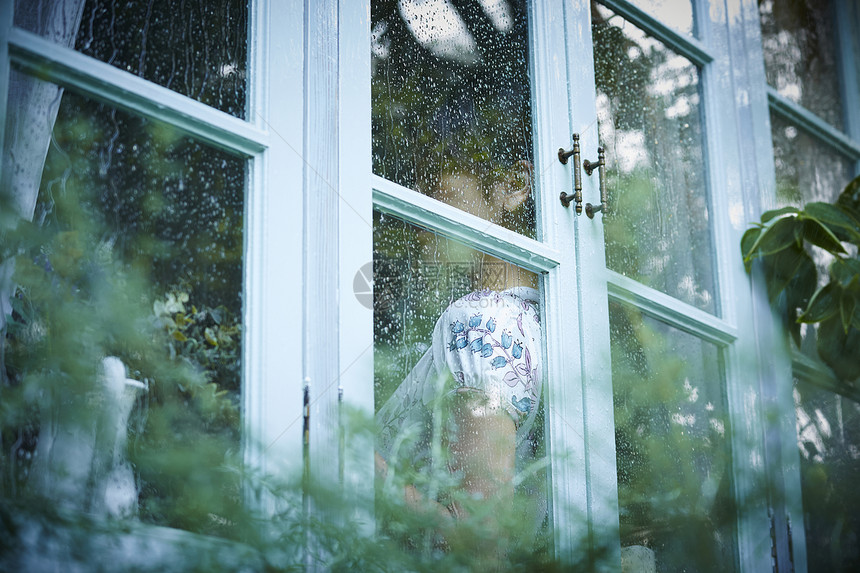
xmin=742 ymin=175 xmax=860 ymax=384
xmin=0 ymin=195 xmax=585 ymax=571
xmin=0 ymin=196 xmax=734 ymax=570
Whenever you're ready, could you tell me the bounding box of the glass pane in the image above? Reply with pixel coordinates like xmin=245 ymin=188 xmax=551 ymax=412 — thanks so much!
xmin=371 ymin=0 xmax=535 ymax=238
xmin=592 ymin=2 xmax=716 ymax=314
xmin=770 ymin=113 xmax=854 ymax=356
xmin=623 ymin=0 xmax=696 ymax=37
xmin=794 ymin=381 xmax=860 ymax=572
xmin=15 ymin=0 xmax=248 ymax=118
xmin=374 ymin=212 xmax=548 ymax=564
xmin=3 ymin=69 xmax=244 ymax=537
xmin=758 ymin=0 xmax=844 ymax=130
xmin=770 ymin=114 xmax=854 ymax=208
xmin=610 ymin=302 xmax=737 ymax=572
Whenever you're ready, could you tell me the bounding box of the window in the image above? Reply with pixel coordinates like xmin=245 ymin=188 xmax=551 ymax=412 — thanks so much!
xmin=365 ymin=0 xmax=771 ymax=569
xmin=1 ymin=0 xmax=305 ymax=563
xmin=757 ymin=1 xmax=860 ymax=570
xmin=1 ymin=0 xmax=859 ymax=570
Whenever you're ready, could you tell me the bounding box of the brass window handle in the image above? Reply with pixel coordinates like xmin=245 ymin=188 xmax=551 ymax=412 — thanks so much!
xmin=558 ymin=133 xmax=583 ymax=214
xmin=584 ymin=147 xmax=608 ymax=219
xmin=558 ymin=134 xmax=608 ymax=219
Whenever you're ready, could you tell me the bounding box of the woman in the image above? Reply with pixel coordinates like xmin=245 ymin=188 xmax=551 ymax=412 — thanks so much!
xmin=375 ymin=161 xmax=544 ymax=550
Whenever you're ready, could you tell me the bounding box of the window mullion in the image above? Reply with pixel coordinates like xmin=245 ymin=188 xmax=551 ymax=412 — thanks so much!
xmin=833 ymin=0 xmax=860 ymax=174
xmin=302 ymin=0 xmax=341 ymax=509
xmin=606 ymin=271 xmax=739 ymax=346
xmin=598 ymin=0 xmax=713 ymax=66
xmin=733 ymin=1 xmax=813 ymax=571
xmin=0 ymin=0 xmax=11 ymax=161
xmin=337 ymin=0 xmax=374 ymax=516
xmin=246 ymin=0 xmax=305 ymax=497
xmin=372 ymin=176 xmax=561 ymax=274
xmin=8 ymin=27 xmax=267 ymax=157
xmin=767 ymin=86 xmax=860 ymax=161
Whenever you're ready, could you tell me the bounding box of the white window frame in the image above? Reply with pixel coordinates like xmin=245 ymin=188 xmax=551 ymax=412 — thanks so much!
xmin=3 ymin=0 xmax=858 ymax=569
xmin=736 ymin=0 xmax=860 ymax=571
xmin=0 ymin=0 xmax=307 ymax=532
xmin=340 ymin=0 xmax=778 ymax=570
xmin=585 ymin=2 xmax=775 ymax=571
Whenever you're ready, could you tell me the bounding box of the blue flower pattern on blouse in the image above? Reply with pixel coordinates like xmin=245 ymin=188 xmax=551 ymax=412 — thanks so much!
xmin=448 ymin=289 xmax=540 ymax=417
xmin=511 ymin=342 xmax=523 ymax=360
xmin=376 ymin=288 xmax=543 ymax=480
xmin=512 ymin=395 xmax=532 ymax=414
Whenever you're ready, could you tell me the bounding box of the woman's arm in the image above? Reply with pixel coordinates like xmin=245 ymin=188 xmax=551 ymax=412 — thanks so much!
xmin=446 ymin=393 xmax=516 ymax=524
xmin=375 ymin=396 xmax=517 ymax=521
xmin=375 ymin=450 xmax=453 ymax=521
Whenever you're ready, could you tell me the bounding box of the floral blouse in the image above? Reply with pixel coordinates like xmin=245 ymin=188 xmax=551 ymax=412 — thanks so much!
xmin=376 ymin=287 xmax=542 ymax=473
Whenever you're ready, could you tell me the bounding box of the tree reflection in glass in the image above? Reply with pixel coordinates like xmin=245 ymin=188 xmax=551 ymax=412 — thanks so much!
xmin=610 ymin=302 xmax=737 ymax=572
xmin=592 ymin=1 xmax=716 ymax=314
xmin=372 ymin=0 xmax=535 ymax=238
xmin=758 ymin=0 xmax=844 ymax=130
xmin=3 ymin=74 xmax=245 ymax=537
xmin=14 ymin=0 xmax=249 ymax=118
xmin=794 ymin=381 xmax=860 ymax=572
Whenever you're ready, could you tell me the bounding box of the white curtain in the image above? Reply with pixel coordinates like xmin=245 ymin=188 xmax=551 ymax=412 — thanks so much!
xmin=1 ymin=0 xmax=85 ymax=379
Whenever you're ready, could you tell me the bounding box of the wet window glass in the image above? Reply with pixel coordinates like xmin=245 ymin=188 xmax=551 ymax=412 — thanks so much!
xmin=794 ymin=381 xmax=860 ymax=572
xmin=371 ymin=0 xmax=535 ymax=238
xmin=758 ymin=0 xmax=844 ymax=130
xmin=770 ymin=113 xmax=854 ymax=357
xmin=770 ymin=114 xmax=854 ymax=208
xmin=610 ymin=302 xmax=737 ymax=572
xmin=373 ymin=211 xmax=548 ymax=561
xmin=2 ymin=69 xmax=245 ymax=538
xmin=620 ymin=0 xmax=696 ymax=37
xmin=592 ymin=2 xmax=716 ymax=314
xmin=14 ymin=0 xmax=248 ymax=118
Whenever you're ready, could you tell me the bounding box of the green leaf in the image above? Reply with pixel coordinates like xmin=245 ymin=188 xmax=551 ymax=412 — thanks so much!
xmin=836 ymin=175 xmax=860 ymax=220
xmin=783 ymin=255 xmax=817 ymax=345
xmin=831 ymin=258 xmax=860 ymax=287
xmin=803 ymin=202 xmax=860 ymax=242
xmin=762 ymin=246 xmax=813 ymax=302
xmin=761 ymin=206 xmax=800 ymax=223
xmin=799 ymin=283 xmax=839 ymax=324
xmin=747 ymin=216 xmax=803 ymax=258
xmin=845 ymin=174 xmax=860 ymax=195
xmin=741 ymin=227 xmax=762 ymax=269
xmin=817 ymin=318 xmax=860 ymax=381
xmin=841 ymin=292 xmax=857 ymax=334
xmin=801 ymin=218 xmax=847 ymax=255
xmin=204 ymin=327 xmax=218 ymax=347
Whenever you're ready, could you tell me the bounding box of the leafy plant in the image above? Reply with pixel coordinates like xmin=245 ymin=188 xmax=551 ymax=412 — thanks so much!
xmin=742 ymin=175 xmax=860 ymax=383
xmin=0 ymin=212 xmax=243 ymax=532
